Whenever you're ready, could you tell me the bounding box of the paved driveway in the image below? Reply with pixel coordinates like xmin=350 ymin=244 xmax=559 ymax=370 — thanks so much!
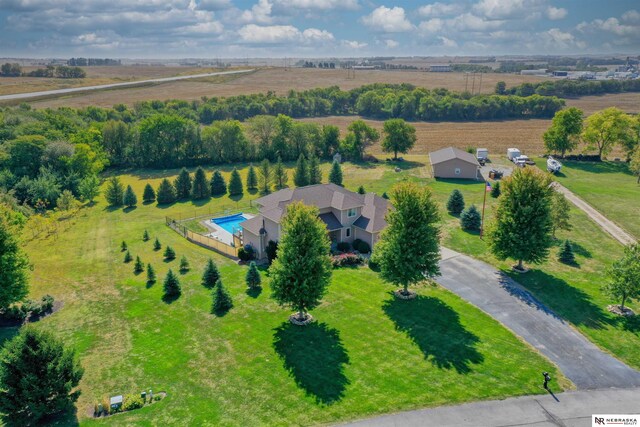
xmin=436 ymin=248 xmax=640 ymax=390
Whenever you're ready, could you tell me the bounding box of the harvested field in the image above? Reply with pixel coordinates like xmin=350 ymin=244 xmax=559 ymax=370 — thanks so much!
xmin=565 ymin=92 xmax=640 ymax=115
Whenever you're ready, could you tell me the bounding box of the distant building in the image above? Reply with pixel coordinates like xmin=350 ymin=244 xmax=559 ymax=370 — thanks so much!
xmin=429 ymin=64 xmax=451 ymax=72
xmin=429 ymin=147 xmax=481 ymax=180
xmin=520 ymin=69 xmax=548 ymax=76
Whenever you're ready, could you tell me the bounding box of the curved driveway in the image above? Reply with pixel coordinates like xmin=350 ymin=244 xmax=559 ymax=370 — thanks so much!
xmin=0 ymin=69 xmax=255 ymax=102
xmin=437 ymin=247 xmax=640 ymax=389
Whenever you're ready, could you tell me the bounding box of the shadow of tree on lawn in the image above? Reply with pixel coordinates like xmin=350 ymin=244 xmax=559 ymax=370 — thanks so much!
xmin=383 ymin=295 xmax=483 ymax=374
xmin=272 ymin=322 xmax=350 ymax=405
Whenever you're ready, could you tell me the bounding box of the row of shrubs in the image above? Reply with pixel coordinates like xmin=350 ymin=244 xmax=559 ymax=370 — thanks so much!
xmin=331 ymin=253 xmax=365 ymax=268
xmin=335 ymin=238 xmax=371 ymax=254
xmin=94 ymin=392 xmax=163 ymax=417
xmin=1 ymin=295 xmax=55 ymax=323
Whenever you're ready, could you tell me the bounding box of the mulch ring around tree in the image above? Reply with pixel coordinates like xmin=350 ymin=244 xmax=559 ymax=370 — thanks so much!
xmin=511 ymin=265 xmax=530 ymax=274
xmin=394 ymin=289 xmax=417 ymax=300
xmin=607 ymin=305 xmax=636 ymax=317
xmin=289 ymin=313 xmax=315 ymax=326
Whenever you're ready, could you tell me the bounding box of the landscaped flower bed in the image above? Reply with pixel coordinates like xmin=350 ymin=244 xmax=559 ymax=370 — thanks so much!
xmin=331 ymin=253 xmax=364 ymax=268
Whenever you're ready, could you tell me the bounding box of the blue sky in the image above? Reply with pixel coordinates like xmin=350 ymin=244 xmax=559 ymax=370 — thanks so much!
xmin=0 ymin=0 xmax=639 ymax=58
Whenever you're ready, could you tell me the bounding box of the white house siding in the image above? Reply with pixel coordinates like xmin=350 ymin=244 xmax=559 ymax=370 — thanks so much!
xmin=243 ymin=229 xmax=264 ymax=259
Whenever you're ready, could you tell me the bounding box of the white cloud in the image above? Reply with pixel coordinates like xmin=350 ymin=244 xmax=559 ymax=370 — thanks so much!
xmin=240 ymin=0 xmax=273 ymax=24
xmin=546 ymin=6 xmax=567 ymax=20
xmin=450 ymin=13 xmax=504 ymax=31
xmin=578 ymin=16 xmax=640 ymax=37
xmin=418 ymin=18 xmax=444 ymax=33
xmin=541 ymin=28 xmax=584 ymax=50
xmin=384 ymin=39 xmax=399 ymax=48
xmin=342 ymin=39 xmax=367 ymax=48
xmin=417 ymin=2 xmax=462 ymax=18
xmin=177 ymin=20 xmax=224 ymax=34
xmin=438 ymin=36 xmax=457 ymax=47
xmin=196 ymin=0 xmax=232 ymax=11
xmin=301 ymin=28 xmax=334 ymax=42
xmin=622 ymin=10 xmax=640 ymax=24
xmin=473 ymin=0 xmax=547 ymax=20
xmin=237 ymin=24 xmax=334 ymax=44
xmin=274 ymin=0 xmax=358 ymax=10
xmin=361 ymin=6 xmax=413 ymax=33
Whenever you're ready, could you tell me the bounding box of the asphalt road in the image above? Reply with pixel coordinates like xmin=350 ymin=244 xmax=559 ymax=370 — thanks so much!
xmin=0 ymin=69 xmax=255 ymax=102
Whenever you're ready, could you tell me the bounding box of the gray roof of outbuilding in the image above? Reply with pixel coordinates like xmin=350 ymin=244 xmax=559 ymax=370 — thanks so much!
xmin=429 ymin=147 xmax=479 ymax=166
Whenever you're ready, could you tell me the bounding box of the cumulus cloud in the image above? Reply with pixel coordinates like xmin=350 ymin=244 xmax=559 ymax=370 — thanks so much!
xmin=361 ymin=6 xmax=413 ymax=33
xmin=196 ymin=0 xmax=232 ymax=10
xmin=342 ymin=39 xmax=367 ymax=48
xmin=240 ymin=0 xmax=273 ymax=24
xmin=274 ymin=0 xmax=358 ymax=10
xmin=237 ymin=24 xmax=334 ymax=44
xmin=622 ymin=9 xmax=640 ymax=24
xmin=546 ymin=6 xmax=567 ymax=20
xmin=417 ymin=2 xmax=462 ymax=17
xmin=438 ymin=36 xmax=458 ymax=47
xmin=418 ymin=18 xmax=444 ymax=34
xmin=473 ymin=0 xmax=548 ymax=20
xmin=384 ymin=39 xmax=399 ymax=48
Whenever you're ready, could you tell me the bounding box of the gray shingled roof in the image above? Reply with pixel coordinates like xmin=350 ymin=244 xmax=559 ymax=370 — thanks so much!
xmin=353 ymin=193 xmax=389 ymax=233
xmin=429 ymin=147 xmax=479 ymax=166
xmin=239 ymin=215 xmax=264 ymax=236
xmin=254 ymin=183 xmax=363 ymax=211
xmin=318 ymin=212 xmax=342 ymax=231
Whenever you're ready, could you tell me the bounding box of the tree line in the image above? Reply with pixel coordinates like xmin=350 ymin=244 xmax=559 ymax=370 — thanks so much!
xmin=500 ymin=78 xmax=640 ymax=98
xmin=0 ymin=63 xmax=86 ymax=78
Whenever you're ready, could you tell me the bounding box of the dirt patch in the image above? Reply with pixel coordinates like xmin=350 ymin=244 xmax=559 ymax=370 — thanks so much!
xmin=607 ymin=305 xmax=636 ymax=317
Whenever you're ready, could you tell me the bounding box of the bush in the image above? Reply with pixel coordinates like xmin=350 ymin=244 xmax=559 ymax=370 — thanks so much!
xmin=2 ymin=305 xmax=28 ymax=322
xmin=490 ymin=181 xmax=501 ymax=198
xmin=353 ymin=239 xmax=363 ymax=250
xmin=122 ymin=394 xmax=144 ymax=411
xmin=352 ymin=239 xmax=371 ymax=254
xmin=179 ymin=255 xmax=190 ymax=272
xmin=331 ymin=253 xmax=364 ymax=268
xmin=265 ymin=240 xmax=278 ymax=264
xmin=238 ymin=244 xmax=255 ymax=261
xmin=368 ymin=257 xmax=380 ymax=271
xmin=336 ymin=241 xmax=351 ymax=252
xmin=447 ymin=189 xmax=465 ymax=215
xmin=460 ymin=205 xmax=482 ymax=231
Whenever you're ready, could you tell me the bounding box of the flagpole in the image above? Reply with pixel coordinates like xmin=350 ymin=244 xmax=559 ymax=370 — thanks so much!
xmin=480 ymin=180 xmax=488 ymax=240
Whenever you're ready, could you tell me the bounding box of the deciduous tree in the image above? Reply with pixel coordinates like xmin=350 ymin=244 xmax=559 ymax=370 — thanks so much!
xmin=551 ymin=191 xmax=572 ymax=238
xmin=602 ymin=244 xmax=640 ymax=310
xmin=78 ymin=175 xmax=100 ymax=204
xmin=0 ymin=214 xmax=29 ymax=310
xmin=582 ymin=107 xmax=634 ymax=160
xmin=382 ymin=119 xmax=417 ymax=160
xmin=543 ymin=107 xmax=583 ymax=157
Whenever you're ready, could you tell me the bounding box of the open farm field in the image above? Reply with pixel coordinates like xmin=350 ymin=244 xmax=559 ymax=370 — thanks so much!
xmin=565 ymin=92 xmax=640 ymax=115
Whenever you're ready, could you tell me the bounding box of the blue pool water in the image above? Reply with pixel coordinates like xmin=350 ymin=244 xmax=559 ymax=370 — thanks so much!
xmin=212 ymin=213 xmax=247 ymax=234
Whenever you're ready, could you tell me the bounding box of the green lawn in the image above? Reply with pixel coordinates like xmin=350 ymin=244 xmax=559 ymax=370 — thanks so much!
xmin=533 ymin=158 xmax=640 ymax=239
xmin=20 ymin=161 xmax=570 ymax=425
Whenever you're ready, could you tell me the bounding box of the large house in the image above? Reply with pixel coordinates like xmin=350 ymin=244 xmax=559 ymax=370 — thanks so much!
xmin=239 ymin=183 xmax=389 ymax=260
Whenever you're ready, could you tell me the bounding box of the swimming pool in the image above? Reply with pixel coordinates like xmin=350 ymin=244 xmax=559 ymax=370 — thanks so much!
xmin=211 ymin=213 xmax=249 ymax=234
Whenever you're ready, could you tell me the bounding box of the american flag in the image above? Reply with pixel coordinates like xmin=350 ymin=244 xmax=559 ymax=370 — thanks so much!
xmin=486 ymin=181 xmax=492 ymax=192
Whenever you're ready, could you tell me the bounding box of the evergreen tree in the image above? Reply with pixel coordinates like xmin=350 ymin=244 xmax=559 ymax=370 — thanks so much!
xmin=246 ymin=164 xmax=258 ymax=191
xmin=258 ymin=159 xmax=272 ymax=194
xmin=487 ymin=167 xmax=554 ymax=271
xmin=121 ymin=240 xmax=127 ymax=252
xmin=307 ymin=154 xmax=322 ymax=185
xmin=143 ymin=230 xmax=149 ymax=241
xmin=174 ymin=168 xmax=192 ymax=200
xmin=0 ymin=328 xmax=84 ymax=423
xmin=328 ymin=159 xmax=343 ymax=186
xmin=212 ymin=279 xmax=233 ymax=315
xmin=202 ymin=258 xmax=220 ymax=288
xmin=134 ymin=256 xmax=144 ymax=273
xmin=490 ymin=181 xmax=501 ymax=198
xmin=156 ymin=179 xmax=176 ymax=204
xmin=191 ymin=167 xmax=210 ymax=200
xmin=78 ymin=174 xmax=100 ymax=204
xmin=382 ymin=192 xmax=389 ymax=199
xmin=293 ymin=154 xmax=309 ymax=187
xmin=146 ymin=263 xmax=156 ymax=284
xmin=179 ymin=255 xmax=190 ymax=272
xmin=460 ymin=205 xmax=482 ymax=231
xmin=122 ymin=185 xmax=137 ymax=208
xmin=210 ymin=170 xmax=227 ymax=196
xmin=163 ymin=269 xmax=181 ymax=299
xmin=228 ymin=168 xmax=243 ymax=196
xmin=446 ymin=189 xmax=465 ymax=215
xmin=558 ymin=240 xmax=576 ymax=265
xmin=602 ymin=244 xmax=640 ymax=310
xmin=373 ymin=182 xmax=441 ymax=296
xmin=270 ymin=202 xmax=332 ymax=322
xmin=153 ymin=237 xmax=161 ymax=251
xmin=245 ymin=261 xmax=261 ymax=288
xmin=163 ymin=246 xmax=176 ymax=260
xmin=551 ymin=191 xmax=572 ymax=238
xmin=124 ymin=250 xmax=132 ymax=263
xmin=104 ymin=176 xmax=124 ymax=207
xmin=273 ymin=156 xmax=288 ymax=190
xmin=142 ymin=183 xmax=156 ymax=203
xmin=357 ymin=185 xmax=366 ymax=195
xmin=0 ymin=215 xmax=30 ymax=310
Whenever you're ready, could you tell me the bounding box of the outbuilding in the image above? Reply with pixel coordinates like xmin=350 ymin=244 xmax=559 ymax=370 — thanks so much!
xmin=429 ymin=147 xmax=481 ymax=180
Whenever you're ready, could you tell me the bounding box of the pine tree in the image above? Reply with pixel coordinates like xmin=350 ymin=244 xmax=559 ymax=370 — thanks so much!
xmin=328 ymin=159 xmax=343 ymax=186
xmin=558 ymin=239 xmax=575 ymax=264
xmin=293 ymin=154 xmax=309 ymax=187
xmin=246 ymin=164 xmax=258 ymax=191
xmin=490 ymin=181 xmax=501 ymax=198
xmin=357 ymin=185 xmax=366 ymax=195
xmin=104 ymin=176 xmax=124 ymax=207
xmin=78 ymin=174 xmax=100 ymax=204
xmin=121 ymin=241 xmax=127 ymax=252
xmin=134 ymin=256 xmax=144 ymax=273
xmin=179 ymin=255 xmax=190 ymax=272
xmin=210 ymin=170 xmax=227 ymax=196
xmin=146 ymin=263 xmax=156 ymax=284
xmin=0 ymin=328 xmax=83 ymax=423
xmin=308 ymin=154 xmax=322 ymax=185
xmin=228 ymin=168 xmax=244 ymax=196
xmin=258 ymin=159 xmax=272 ymax=194
xmin=163 ymin=269 xmax=181 ymax=299
xmin=124 ymin=250 xmax=133 ymax=263
xmin=122 ymin=185 xmax=137 ymax=208
xmin=0 ymin=215 xmax=30 ymax=310
xmin=273 ymin=156 xmax=288 ymax=190
xmin=174 ymin=168 xmax=192 ymax=200
xmin=143 ymin=230 xmax=149 ymax=241
xmin=246 ymin=261 xmax=261 ymax=288
xmin=156 ymin=178 xmax=177 ymax=204
xmin=446 ymin=189 xmax=465 ymax=215
xmin=202 ymin=258 xmax=220 ymax=288
xmin=142 ymin=183 xmax=156 ymax=203
xmin=163 ymin=246 xmax=175 ymax=260
xmin=153 ymin=237 xmax=161 ymax=251
xmin=460 ymin=205 xmax=482 ymax=231
xmin=191 ymin=167 xmax=210 ymax=200
xmin=212 ymin=279 xmax=233 ymax=315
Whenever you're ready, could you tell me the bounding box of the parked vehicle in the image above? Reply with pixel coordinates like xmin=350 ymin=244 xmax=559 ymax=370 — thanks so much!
xmin=477 ymin=148 xmax=489 ymax=161
xmin=507 ymin=148 xmax=521 ymax=160
xmin=547 ymin=156 xmax=562 ymax=173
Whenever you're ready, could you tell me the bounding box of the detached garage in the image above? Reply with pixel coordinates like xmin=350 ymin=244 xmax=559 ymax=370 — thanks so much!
xmin=429 ymin=147 xmax=481 ymax=180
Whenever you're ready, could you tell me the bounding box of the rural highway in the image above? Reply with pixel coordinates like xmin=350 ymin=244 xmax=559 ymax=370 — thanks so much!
xmin=0 ymin=68 xmax=255 ymax=102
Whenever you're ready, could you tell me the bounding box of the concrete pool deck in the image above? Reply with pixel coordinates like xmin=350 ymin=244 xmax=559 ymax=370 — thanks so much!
xmin=200 ymin=213 xmax=254 ymax=245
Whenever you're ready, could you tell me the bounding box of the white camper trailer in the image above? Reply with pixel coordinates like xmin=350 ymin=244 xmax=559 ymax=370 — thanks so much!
xmin=476 ymin=148 xmax=489 ymax=161
xmin=507 ymin=148 xmax=521 ymax=160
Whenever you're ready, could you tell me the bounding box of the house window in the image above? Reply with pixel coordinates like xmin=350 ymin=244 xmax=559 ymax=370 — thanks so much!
xmin=347 ymin=208 xmax=356 ymax=217
xmin=455 ymin=168 xmax=461 ymax=175
xmin=345 ymin=228 xmax=351 ymax=238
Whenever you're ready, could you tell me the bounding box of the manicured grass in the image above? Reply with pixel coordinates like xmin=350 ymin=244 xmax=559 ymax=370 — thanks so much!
xmin=533 ymin=159 xmax=640 ymax=239
xmin=20 ymin=163 xmax=567 ymax=425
